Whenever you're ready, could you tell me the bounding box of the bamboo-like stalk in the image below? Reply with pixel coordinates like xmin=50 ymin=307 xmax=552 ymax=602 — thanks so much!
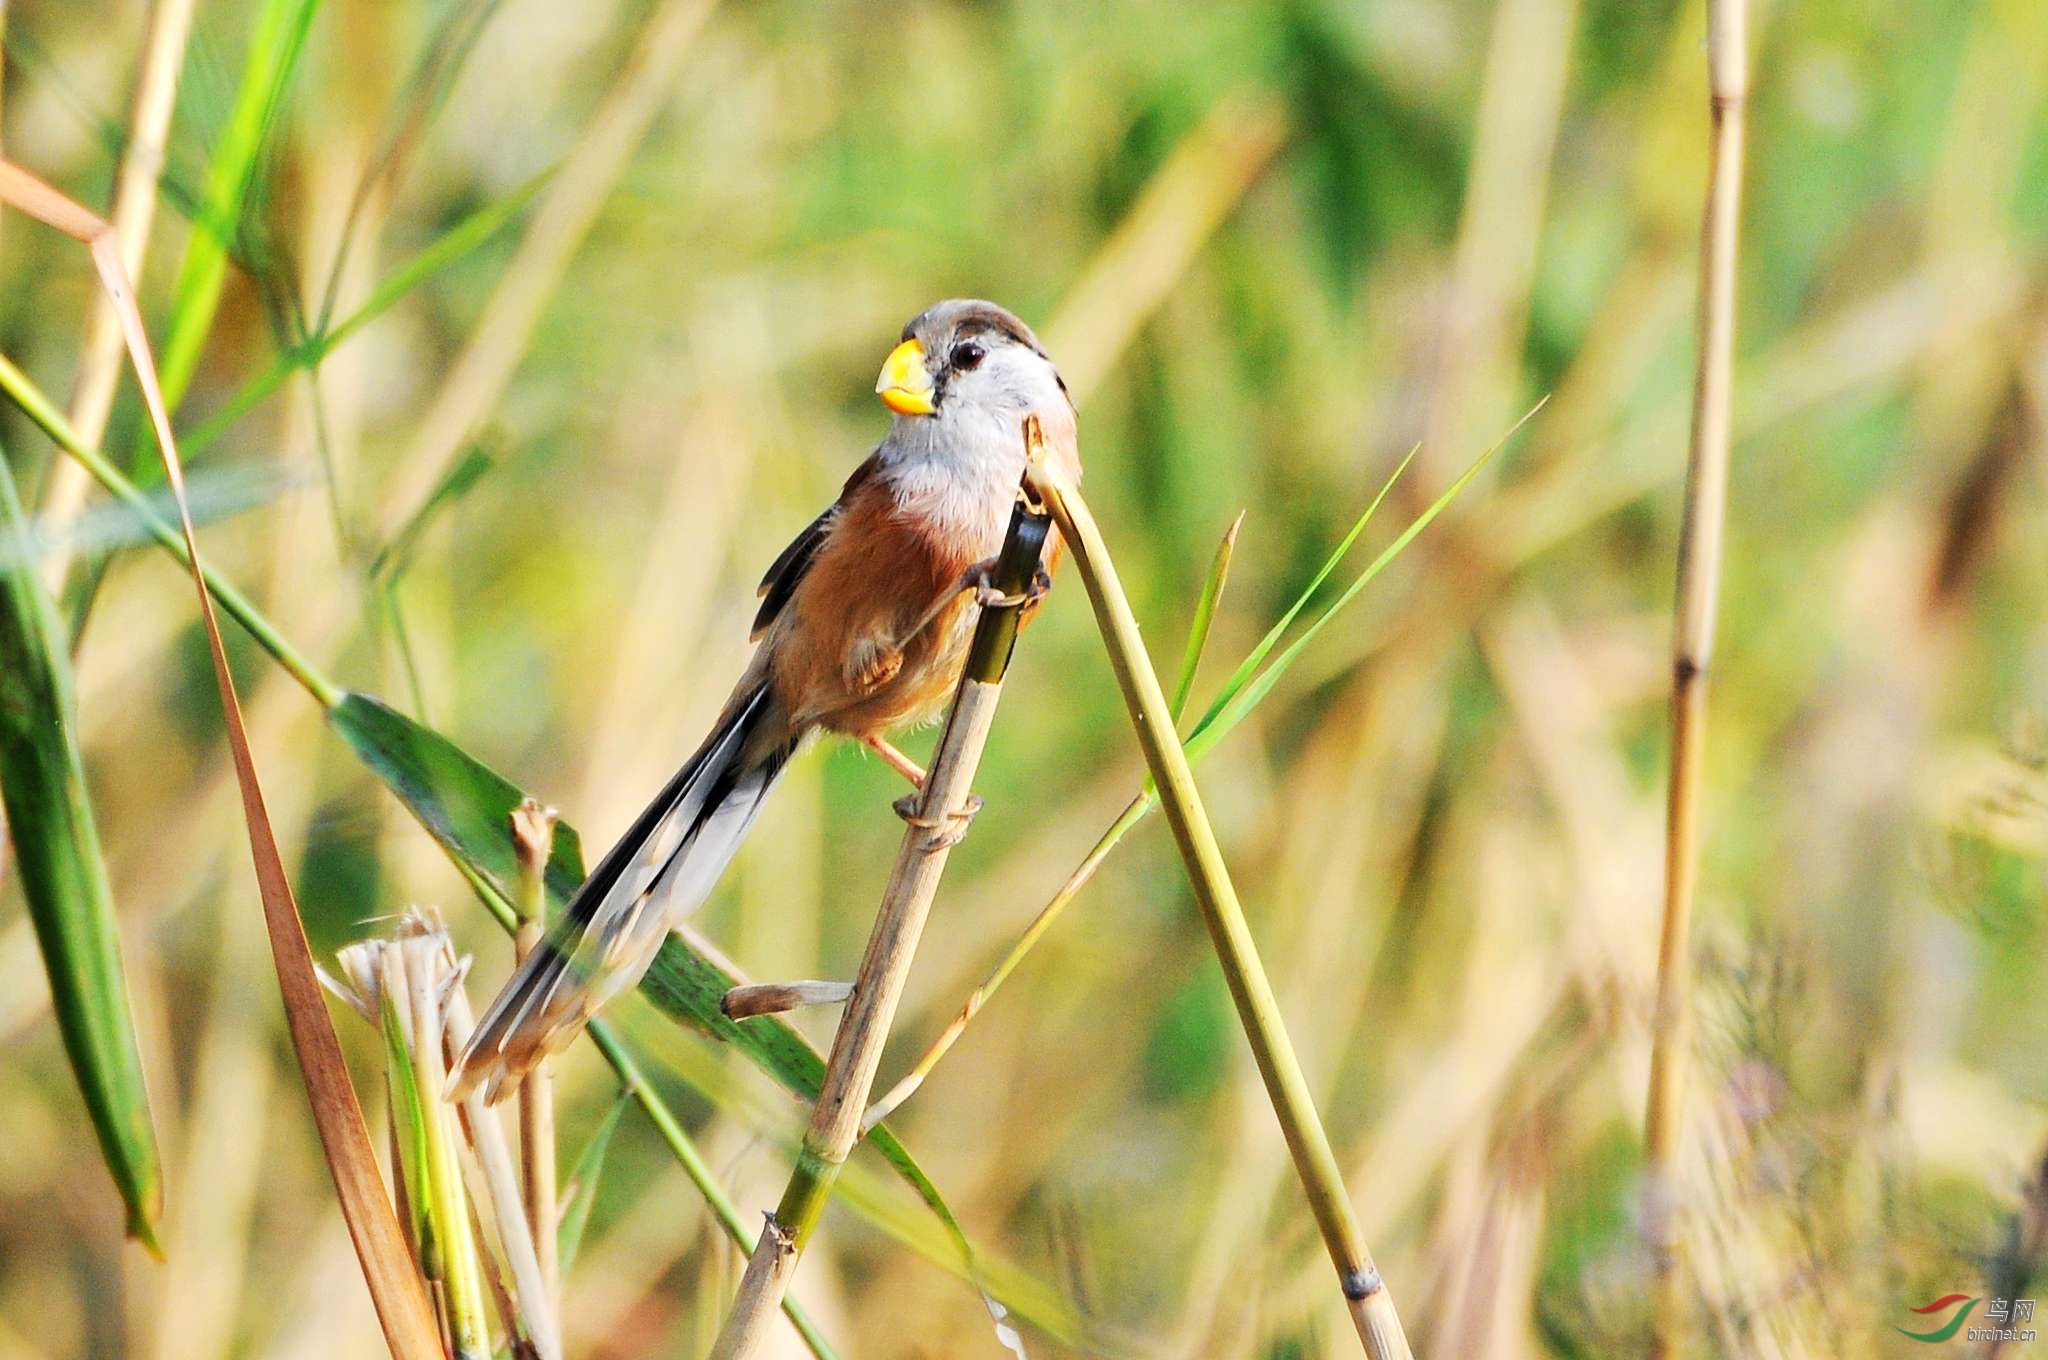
xmin=37 ymin=0 xmax=198 ymax=591
xmin=443 ymin=959 xmax=563 ymax=1360
xmin=508 ymin=800 xmax=561 ymax=1310
xmin=707 ymin=472 xmax=1053 ymax=1360
xmin=1644 ymin=3 xmax=1748 ymax=1355
xmin=862 ymin=499 xmax=1225 ymax=1128
xmin=1023 ymin=459 xmax=1412 ymax=1358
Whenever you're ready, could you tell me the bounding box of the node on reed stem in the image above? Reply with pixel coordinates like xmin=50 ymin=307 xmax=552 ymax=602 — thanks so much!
xmin=1645 ymin=0 xmax=1749 ymax=1353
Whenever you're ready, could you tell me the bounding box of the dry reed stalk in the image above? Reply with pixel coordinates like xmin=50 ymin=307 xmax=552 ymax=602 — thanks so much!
xmin=1645 ymin=1 xmax=1748 ymax=1354
xmin=37 ymin=0 xmax=198 ymax=591
xmin=1021 ymin=456 xmax=1412 ymax=1358
xmin=706 ymin=469 xmax=1052 ymax=1360
xmin=509 ymin=800 xmax=561 ymax=1310
xmin=443 ymin=963 xmax=563 ymax=1360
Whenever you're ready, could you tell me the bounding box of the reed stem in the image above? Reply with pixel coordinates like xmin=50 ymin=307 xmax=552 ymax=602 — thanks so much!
xmin=1024 ymin=461 xmax=1412 ymax=1358
xmin=1645 ymin=2 xmax=1748 ymax=1354
xmin=509 ymin=800 xmax=562 ymax=1311
xmin=707 ymin=471 xmax=1052 ymax=1360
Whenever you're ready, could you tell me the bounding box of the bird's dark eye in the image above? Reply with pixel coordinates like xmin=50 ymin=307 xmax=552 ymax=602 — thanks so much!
xmin=949 ymin=340 xmax=987 ymax=372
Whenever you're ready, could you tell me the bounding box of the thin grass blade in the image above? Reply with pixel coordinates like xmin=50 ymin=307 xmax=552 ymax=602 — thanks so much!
xmin=1184 ymin=443 xmax=1421 ymax=742
xmin=1189 ymin=401 xmax=1546 ymax=759
xmin=554 ymin=1091 xmax=628 ymax=1278
xmin=0 ymin=448 xmax=162 ymax=1251
xmin=155 ymin=0 xmax=322 ymax=411
xmin=370 ymin=446 xmax=495 ymax=583
xmin=1169 ymin=509 xmax=1242 ymax=726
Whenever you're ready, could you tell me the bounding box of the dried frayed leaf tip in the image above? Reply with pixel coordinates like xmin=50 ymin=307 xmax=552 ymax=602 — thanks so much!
xmin=319 ymin=907 xmax=470 ymax=1025
xmin=510 ymin=799 xmax=559 ymax=876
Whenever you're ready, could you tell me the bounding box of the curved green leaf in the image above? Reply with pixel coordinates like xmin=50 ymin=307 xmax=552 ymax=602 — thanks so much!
xmin=0 ymin=448 xmax=161 ymax=1250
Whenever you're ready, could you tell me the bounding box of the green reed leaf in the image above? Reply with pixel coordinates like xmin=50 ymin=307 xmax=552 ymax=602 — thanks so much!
xmin=0 ymin=448 xmax=162 ymax=1251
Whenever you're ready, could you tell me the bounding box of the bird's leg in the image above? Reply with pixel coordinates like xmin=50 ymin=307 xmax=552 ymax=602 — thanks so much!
xmin=862 ymin=733 xmax=927 ymax=789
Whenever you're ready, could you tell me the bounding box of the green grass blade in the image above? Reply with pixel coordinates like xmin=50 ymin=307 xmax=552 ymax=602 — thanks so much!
xmin=1169 ymin=509 xmax=1242 ymax=726
xmin=156 ymin=0 xmax=323 ymax=413
xmin=0 ymin=449 xmax=162 ymax=1252
xmin=379 ymin=987 xmax=433 ymax=1262
xmin=554 ymin=1091 xmax=629 ymax=1278
xmin=1188 ymin=404 xmax=1545 ymax=761
xmin=1184 ymin=442 xmax=1421 ymax=743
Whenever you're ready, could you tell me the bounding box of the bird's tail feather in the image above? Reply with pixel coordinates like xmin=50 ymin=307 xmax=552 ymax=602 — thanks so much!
xmin=451 ymin=681 xmax=797 ymax=1104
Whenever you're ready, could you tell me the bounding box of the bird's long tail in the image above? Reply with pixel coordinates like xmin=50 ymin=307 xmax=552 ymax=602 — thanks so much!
xmin=451 ymin=680 xmax=799 ymax=1104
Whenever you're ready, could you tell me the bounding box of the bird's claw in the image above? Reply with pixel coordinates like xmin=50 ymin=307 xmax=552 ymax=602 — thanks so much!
xmin=892 ymin=792 xmax=984 ymax=850
xmin=967 ymin=561 xmax=1053 ymax=611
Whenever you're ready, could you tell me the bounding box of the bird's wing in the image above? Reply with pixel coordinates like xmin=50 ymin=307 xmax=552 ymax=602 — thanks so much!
xmin=751 ymin=453 xmax=880 ymax=640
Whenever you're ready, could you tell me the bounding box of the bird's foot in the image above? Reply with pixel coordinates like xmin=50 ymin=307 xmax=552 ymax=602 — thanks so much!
xmin=963 ymin=558 xmax=1052 ymax=610
xmin=892 ymin=792 xmax=984 ymax=850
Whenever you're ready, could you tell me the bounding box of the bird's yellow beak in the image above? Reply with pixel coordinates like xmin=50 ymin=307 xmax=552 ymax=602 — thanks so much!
xmin=876 ymin=338 xmax=936 ymax=416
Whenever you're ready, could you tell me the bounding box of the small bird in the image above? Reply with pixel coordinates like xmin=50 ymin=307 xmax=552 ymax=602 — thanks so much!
xmin=451 ymin=299 xmax=1080 ymax=1103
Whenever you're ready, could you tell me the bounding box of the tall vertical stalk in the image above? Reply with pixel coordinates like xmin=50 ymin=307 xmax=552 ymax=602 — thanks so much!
xmin=509 ymin=800 xmax=561 ymax=1309
xmin=1023 ymin=458 xmax=1412 ymax=1358
xmin=1644 ymin=2 xmax=1748 ymax=1354
xmin=707 ymin=478 xmax=1051 ymax=1360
